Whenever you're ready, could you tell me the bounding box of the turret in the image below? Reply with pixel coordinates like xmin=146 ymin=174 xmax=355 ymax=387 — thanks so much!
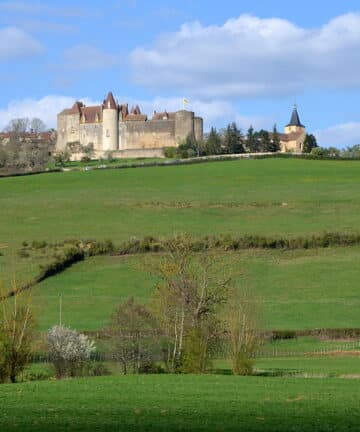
xmin=174 ymin=110 xmax=194 ymax=143
xmin=102 ymin=92 xmax=119 ymax=151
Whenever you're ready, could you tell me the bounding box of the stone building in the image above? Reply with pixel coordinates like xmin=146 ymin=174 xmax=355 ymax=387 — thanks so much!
xmin=56 ymin=92 xmax=204 ymax=159
xmin=279 ymin=105 xmax=306 ymax=152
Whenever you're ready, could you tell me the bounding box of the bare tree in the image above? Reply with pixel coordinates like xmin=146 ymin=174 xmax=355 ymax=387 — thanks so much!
xmin=149 ymin=237 xmax=230 ymax=373
xmin=4 ymin=118 xmax=30 ymax=135
xmin=105 ymin=298 xmax=160 ymax=374
xmin=226 ymin=287 xmax=263 ymax=375
xmin=0 ymin=289 xmax=36 ymax=383
xmin=29 ymin=118 xmax=46 ymax=133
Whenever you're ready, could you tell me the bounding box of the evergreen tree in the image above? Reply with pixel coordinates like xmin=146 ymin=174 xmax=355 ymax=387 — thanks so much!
xmin=205 ymin=127 xmax=222 ymax=155
xmin=303 ymin=134 xmax=318 ymax=153
xmin=246 ymin=126 xmax=258 ymax=153
xmin=257 ymin=129 xmax=271 ymax=152
xmin=223 ymin=123 xmax=245 ymax=154
xmin=270 ymin=124 xmax=281 ymax=152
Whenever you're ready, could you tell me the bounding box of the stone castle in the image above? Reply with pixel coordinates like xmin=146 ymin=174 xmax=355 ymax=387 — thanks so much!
xmin=56 ymin=91 xmax=306 ymax=158
xmin=56 ymin=92 xmax=204 ymax=159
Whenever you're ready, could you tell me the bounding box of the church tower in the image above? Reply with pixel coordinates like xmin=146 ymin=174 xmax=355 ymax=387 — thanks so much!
xmin=102 ymin=92 xmax=119 ymax=152
xmin=281 ymin=105 xmax=306 ymax=153
xmin=284 ymin=105 xmax=305 ymax=134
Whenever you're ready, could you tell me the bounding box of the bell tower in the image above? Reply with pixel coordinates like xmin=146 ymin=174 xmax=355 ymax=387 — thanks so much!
xmin=284 ymin=105 xmax=305 ymax=134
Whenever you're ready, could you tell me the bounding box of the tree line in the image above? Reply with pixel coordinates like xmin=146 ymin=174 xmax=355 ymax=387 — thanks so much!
xmin=0 ymin=118 xmax=56 ymax=172
xmin=0 ymin=239 xmax=262 ymax=383
xmin=165 ymin=123 xmax=319 ymax=158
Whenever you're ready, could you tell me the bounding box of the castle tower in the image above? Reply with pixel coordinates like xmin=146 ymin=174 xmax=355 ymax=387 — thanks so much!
xmin=102 ymin=92 xmax=119 ymax=152
xmin=174 ymin=110 xmax=195 ymax=143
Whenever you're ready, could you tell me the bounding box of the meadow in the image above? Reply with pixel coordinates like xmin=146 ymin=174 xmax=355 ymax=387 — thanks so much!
xmin=1 ymin=158 xmax=360 ymax=430
xmin=31 ymin=247 xmax=360 ymax=331
xmin=0 ymin=375 xmax=360 ymax=432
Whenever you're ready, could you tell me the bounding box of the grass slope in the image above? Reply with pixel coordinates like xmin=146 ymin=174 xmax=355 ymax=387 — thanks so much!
xmin=1 ymin=159 xmax=360 ymax=251
xmin=33 ymin=247 xmax=360 ymax=331
xmin=0 ymin=375 xmax=360 ymax=432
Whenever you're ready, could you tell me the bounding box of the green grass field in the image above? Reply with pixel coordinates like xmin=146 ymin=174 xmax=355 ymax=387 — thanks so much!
xmin=1 ymin=159 xmax=360 ymax=430
xmin=1 ymin=375 xmax=360 ymax=431
xmin=1 ymin=159 xmax=360 ymax=251
xmin=30 ymin=247 xmax=360 ymax=331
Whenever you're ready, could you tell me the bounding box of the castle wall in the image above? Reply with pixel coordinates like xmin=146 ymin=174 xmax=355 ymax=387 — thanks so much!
xmin=79 ymin=123 xmax=103 ymax=149
xmin=120 ymin=119 xmax=176 ymax=151
xmin=57 ymin=113 xmax=80 ymax=150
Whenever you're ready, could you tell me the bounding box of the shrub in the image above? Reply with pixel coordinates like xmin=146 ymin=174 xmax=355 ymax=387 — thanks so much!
xmin=163 ymin=147 xmax=177 ymax=158
xmin=271 ymin=330 xmax=297 ymax=341
xmin=17 ymin=249 xmax=30 ymax=258
xmin=37 ymin=247 xmax=85 ymax=281
xmin=47 ymin=325 xmax=96 ymax=379
xmin=31 ymin=240 xmax=47 ymax=249
xmin=83 ymin=362 xmax=112 ymax=377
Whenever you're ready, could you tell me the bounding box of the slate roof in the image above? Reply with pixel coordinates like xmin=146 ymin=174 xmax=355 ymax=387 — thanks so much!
xmin=287 ymin=105 xmax=305 ymax=127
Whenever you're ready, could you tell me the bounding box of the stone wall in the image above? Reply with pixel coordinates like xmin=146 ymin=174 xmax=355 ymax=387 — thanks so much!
xmin=120 ymin=119 xmax=176 ymax=151
xmin=79 ymin=123 xmax=103 ymax=149
xmin=57 ymin=113 xmax=80 ymax=150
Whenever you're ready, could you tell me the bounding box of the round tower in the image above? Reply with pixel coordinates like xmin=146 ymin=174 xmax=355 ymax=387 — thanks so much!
xmin=102 ymin=92 xmax=119 ymax=152
xmin=175 ymin=110 xmax=195 ymax=143
xmin=194 ymin=117 xmax=204 ymax=142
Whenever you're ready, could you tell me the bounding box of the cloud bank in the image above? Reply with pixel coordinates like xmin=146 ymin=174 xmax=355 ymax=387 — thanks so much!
xmin=131 ymin=13 xmax=360 ymax=98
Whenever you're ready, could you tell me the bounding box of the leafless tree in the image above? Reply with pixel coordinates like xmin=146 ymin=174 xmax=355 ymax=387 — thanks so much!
xmin=226 ymin=287 xmax=263 ymax=375
xmin=149 ymin=237 xmax=230 ymax=373
xmin=29 ymin=118 xmax=46 ymax=133
xmin=105 ymin=298 xmax=160 ymax=374
xmin=0 ymin=289 xmax=36 ymax=383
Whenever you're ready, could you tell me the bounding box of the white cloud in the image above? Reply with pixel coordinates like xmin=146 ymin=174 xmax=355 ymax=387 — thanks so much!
xmin=62 ymin=45 xmax=119 ymax=71
xmin=0 ymin=96 xmax=99 ymax=130
xmin=0 ymin=26 xmax=43 ymax=61
xmin=316 ymin=122 xmax=360 ymax=148
xmin=0 ymin=94 xmax=270 ymax=133
xmin=130 ymin=13 xmax=360 ymax=98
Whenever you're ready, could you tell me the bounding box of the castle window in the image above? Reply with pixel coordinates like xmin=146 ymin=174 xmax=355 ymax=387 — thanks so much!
xmin=106 ymin=129 xmax=110 ymax=137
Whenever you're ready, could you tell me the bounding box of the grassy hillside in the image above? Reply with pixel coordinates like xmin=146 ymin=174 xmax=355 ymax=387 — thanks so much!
xmin=32 ymin=247 xmax=360 ymax=331
xmin=1 ymin=375 xmax=359 ymax=432
xmin=1 ymin=159 xmax=360 ymax=251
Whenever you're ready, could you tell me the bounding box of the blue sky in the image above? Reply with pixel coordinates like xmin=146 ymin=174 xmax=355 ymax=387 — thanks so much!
xmin=1 ymin=0 xmax=360 ymax=146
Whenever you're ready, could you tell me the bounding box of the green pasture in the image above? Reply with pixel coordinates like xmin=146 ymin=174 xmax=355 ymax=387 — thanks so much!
xmin=1 ymin=159 xmax=360 ymax=252
xmin=31 ymin=247 xmax=360 ymax=331
xmin=1 ymin=375 xmax=360 ymax=431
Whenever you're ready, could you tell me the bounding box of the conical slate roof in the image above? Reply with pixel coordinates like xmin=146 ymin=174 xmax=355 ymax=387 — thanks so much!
xmin=104 ymin=92 xmax=117 ymax=110
xmin=287 ymin=105 xmax=304 ymax=128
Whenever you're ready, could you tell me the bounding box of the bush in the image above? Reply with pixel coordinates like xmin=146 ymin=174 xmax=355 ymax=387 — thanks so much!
xmin=18 ymin=249 xmax=30 ymax=258
xmin=47 ymin=325 xmax=96 ymax=379
xmin=271 ymin=330 xmax=297 ymax=341
xmin=83 ymin=362 xmax=112 ymax=377
xmin=37 ymin=247 xmax=85 ymax=281
xmin=163 ymin=147 xmax=177 ymax=158
xmin=31 ymin=240 xmax=47 ymax=249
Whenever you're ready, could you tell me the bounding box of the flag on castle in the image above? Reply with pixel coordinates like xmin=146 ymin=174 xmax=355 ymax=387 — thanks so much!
xmin=183 ymin=98 xmax=189 ymax=109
